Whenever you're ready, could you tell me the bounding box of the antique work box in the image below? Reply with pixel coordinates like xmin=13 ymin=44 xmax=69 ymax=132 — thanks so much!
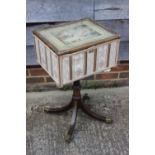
xmin=33 ymin=19 xmax=120 ymax=87
xmin=33 ymin=19 xmax=120 ymax=142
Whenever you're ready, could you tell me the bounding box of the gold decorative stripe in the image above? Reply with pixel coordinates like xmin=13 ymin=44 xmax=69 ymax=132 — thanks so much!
xmin=115 ymin=40 xmax=120 ymax=64
xmin=44 ymin=46 xmax=48 ymax=70
xmin=58 ymin=57 xmax=61 ymax=86
xmin=93 ymin=48 xmax=97 ymax=72
xmin=50 ymin=52 xmax=53 ymax=76
xmin=69 ymin=56 xmax=72 ymax=80
xmin=107 ymin=43 xmax=111 ymax=67
xmin=37 ymin=39 xmax=42 ymax=64
xmin=84 ymin=51 xmax=87 ymax=75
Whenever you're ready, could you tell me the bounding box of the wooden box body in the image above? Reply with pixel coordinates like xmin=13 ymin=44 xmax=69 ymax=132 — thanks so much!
xmin=33 ymin=19 xmax=120 ymax=87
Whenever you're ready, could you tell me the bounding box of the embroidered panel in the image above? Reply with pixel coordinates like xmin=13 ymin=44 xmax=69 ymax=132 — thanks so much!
xmin=96 ymin=45 xmax=108 ymax=71
xmin=62 ymin=56 xmax=70 ymax=84
xmin=87 ymin=50 xmax=94 ymax=75
xmin=72 ymin=53 xmax=84 ymax=79
xmin=109 ymin=41 xmax=117 ymax=67
xmin=39 ymin=40 xmax=47 ymax=70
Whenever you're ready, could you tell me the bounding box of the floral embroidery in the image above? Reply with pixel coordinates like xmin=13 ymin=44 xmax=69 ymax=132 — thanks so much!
xmin=52 ymin=24 xmax=101 ymax=45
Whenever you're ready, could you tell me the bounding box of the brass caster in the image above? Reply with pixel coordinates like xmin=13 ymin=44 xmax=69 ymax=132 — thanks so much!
xmin=105 ymin=116 xmax=113 ymax=124
xmin=43 ymin=106 xmax=51 ymax=112
xmin=64 ymin=133 xmax=73 ymax=143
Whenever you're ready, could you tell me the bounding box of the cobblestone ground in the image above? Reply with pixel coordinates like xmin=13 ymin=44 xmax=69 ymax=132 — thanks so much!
xmin=27 ymin=87 xmax=129 ymax=155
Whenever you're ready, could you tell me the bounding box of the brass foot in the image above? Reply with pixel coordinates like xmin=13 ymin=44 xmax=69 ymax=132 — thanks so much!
xmin=64 ymin=102 xmax=78 ymax=142
xmin=44 ymin=102 xmax=72 ymax=113
xmin=81 ymin=100 xmax=113 ymax=124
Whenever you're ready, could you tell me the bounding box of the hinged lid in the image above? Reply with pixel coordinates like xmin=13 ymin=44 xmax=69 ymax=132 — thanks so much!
xmin=33 ymin=18 xmax=120 ymax=55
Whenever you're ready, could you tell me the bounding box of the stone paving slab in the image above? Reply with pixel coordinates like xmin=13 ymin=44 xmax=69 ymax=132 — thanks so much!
xmin=27 ymin=87 xmax=129 ymax=155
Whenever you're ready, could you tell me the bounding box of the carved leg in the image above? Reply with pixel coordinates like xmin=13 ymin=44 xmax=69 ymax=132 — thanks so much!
xmin=44 ymin=102 xmax=72 ymax=113
xmin=64 ymin=101 xmax=78 ymax=142
xmin=81 ymin=98 xmax=113 ymax=124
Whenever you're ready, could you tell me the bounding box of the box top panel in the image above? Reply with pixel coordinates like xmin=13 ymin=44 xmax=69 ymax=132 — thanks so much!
xmin=33 ymin=19 xmax=120 ymax=55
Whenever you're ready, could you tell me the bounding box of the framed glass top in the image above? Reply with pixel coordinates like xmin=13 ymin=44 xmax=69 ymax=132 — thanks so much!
xmin=33 ymin=19 xmax=119 ymax=55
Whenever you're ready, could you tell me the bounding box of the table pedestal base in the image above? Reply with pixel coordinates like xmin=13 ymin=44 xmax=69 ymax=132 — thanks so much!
xmin=44 ymin=80 xmax=112 ymax=142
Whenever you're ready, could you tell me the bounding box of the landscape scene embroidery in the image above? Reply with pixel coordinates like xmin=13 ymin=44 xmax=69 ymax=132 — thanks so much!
xmin=51 ymin=24 xmax=101 ymax=45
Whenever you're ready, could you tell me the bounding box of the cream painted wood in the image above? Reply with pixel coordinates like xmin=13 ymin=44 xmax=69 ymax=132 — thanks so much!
xmin=72 ymin=53 xmax=85 ymax=80
xmin=96 ymin=44 xmax=108 ymax=71
xmin=46 ymin=47 xmax=52 ymax=76
xmin=34 ymin=36 xmax=120 ymax=87
xmin=87 ymin=50 xmax=95 ymax=75
xmin=38 ymin=40 xmax=47 ymax=70
xmin=33 ymin=19 xmax=120 ymax=87
xmin=35 ymin=37 xmax=60 ymax=86
xmin=109 ymin=41 xmax=118 ymax=67
xmin=62 ymin=56 xmax=70 ymax=84
xmin=51 ymin=53 xmax=59 ymax=84
xmin=34 ymin=38 xmax=41 ymax=64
